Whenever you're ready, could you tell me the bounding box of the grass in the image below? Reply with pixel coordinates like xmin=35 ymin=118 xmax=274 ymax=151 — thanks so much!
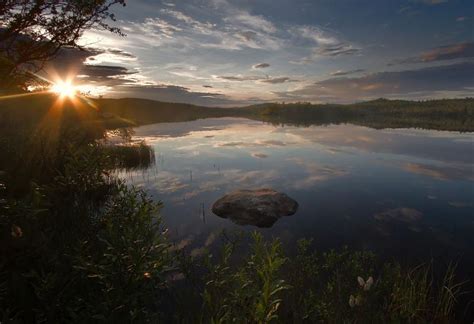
xmin=104 ymin=142 xmax=155 ymax=171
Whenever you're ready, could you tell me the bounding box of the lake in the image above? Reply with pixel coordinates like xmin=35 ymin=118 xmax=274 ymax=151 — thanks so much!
xmin=120 ymin=118 xmax=474 ymax=265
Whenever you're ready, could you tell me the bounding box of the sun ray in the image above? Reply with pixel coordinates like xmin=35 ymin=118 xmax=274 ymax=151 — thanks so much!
xmin=0 ymin=91 xmax=50 ymax=100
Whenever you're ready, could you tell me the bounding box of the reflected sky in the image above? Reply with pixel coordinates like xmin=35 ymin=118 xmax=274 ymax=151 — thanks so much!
xmin=121 ymin=118 xmax=474 ymax=264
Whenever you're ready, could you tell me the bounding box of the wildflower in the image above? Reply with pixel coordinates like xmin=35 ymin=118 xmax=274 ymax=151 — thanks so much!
xmin=349 ymin=295 xmax=356 ymax=307
xmin=11 ymin=224 xmax=22 ymax=238
xmin=357 ymin=276 xmax=374 ymax=291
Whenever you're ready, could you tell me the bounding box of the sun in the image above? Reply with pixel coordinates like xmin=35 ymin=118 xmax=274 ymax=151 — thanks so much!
xmin=50 ymin=80 xmax=77 ymax=98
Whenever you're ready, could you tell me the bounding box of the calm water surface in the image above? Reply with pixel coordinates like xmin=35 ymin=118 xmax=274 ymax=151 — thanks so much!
xmin=120 ymin=118 xmax=474 ymax=263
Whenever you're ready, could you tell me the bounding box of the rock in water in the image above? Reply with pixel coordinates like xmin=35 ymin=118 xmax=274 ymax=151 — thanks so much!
xmin=212 ymin=188 xmax=299 ymax=228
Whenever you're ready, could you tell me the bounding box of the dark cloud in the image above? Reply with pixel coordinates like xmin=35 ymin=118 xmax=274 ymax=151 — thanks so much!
xmin=275 ymin=62 xmax=474 ymax=102
xmin=51 ymin=47 xmax=136 ymax=69
xmin=235 ymin=31 xmax=258 ymax=42
xmin=316 ymin=44 xmax=360 ymax=57
xmin=253 ymin=63 xmax=270 ymax=69
xmin=203 ymin=85 xmax=213 ymax=88
xmin=217 ymin=75 xmax=263 ymax=81
xmin=80 ymin=65 xmax=136 ymax=79
xmin=105 ymin=48 xmax=137 ymax=59
xmin=107 ymin=84 xmax=237 ymax=107
xmin=391 ymin=42 xmax=474 ymax=65
xmin=259 ymin=77 xmax=296 ymax=84
xmin=44 ymin=47 xmax=138 ymax=86
xmin=217 ymin=75 xmax=296 ymax=84
xmin=48 ymin=47 xmax=100 ymax=70
xmin=330 ymin=69 xmax=365 ymax=76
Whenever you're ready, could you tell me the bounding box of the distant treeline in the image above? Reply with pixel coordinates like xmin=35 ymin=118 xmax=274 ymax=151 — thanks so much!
xmin=95 ymin=97 xmax=474 ymax=132
xmin=1 ymin=95 xmax=473 ymax=132
xmin=247 ymin=98 xmax=474 ymax=132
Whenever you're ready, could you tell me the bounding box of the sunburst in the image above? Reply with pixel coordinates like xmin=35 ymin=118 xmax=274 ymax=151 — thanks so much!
xmin=50 ymin=79 xmax=77 ymax=99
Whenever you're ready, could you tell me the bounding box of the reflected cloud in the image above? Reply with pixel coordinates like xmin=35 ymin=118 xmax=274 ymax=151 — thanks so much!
xmin=374 ymin=207 xmax=423 ymax=223
xmin=216 ymin=139 xmax=293 ymax=148
xmin=288 ymin=157 xmax=348 ymax=189
xmin=448 ymin=201 xmax=472 ymax=208
xmin=251 ymin=152 xmax=268 ymax=159
xmin=403 ymin=162 xmax=473 ymax=181
xmin=281 ymin=124 xmax=474 ymax=164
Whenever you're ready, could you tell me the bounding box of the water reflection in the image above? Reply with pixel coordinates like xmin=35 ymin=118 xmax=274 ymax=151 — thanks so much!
xmin=122 ymin=118 xmax=474 ymax=263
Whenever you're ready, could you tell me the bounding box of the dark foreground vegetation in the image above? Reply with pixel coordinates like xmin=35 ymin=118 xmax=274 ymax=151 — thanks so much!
xmin=0 ymin=95 xmax=472 ymax=322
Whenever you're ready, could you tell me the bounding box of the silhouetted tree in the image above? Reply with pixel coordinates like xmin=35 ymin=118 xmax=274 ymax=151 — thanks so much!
xmin=0 ymin=0 xmax=126 ymax=91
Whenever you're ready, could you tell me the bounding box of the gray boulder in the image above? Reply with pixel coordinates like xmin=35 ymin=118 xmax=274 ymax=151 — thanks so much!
xmin=212 ymin=188 xmax=298 ymax=228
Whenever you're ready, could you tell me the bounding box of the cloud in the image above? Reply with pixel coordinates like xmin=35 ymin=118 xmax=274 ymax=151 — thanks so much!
xmin=253 ymin=63 xmax=270 ymax=69
xmin=330 ymin=69 xmax=365 ymax=76
xmin=413 ymin=0 xmax=448 ymax=4
xmin=216 ymin=74 xmax=297 ymax=84
xmin=392 ymin=42 xmax=474 ymax=65
xmin=251 ymin=153 xmax=268 ymax=159
xmin=154 ymin=6 xmax=282 ymax=51
xmin=259 ymin=77 xmax=297 ymax=84
xmin=107 ymin=84 xmax=237 ymax=107
xmin=217 ymin=75 xmax=264 ymax=82
xmin=316 ymin=44 xmax=360 ymax=57
xmin=160 ymin=9 xmax=214 ymax=34
xmin=374 ymin=208 xmax=423 ymax=223
xmin=291 ymin=26 xmax=360 ymax=63
xmin=275 ymin=62 xmax=474 ymax=102
xmin=81 ymin=48 xmax=138 ymax=66
xmin=224 ymin=12 xmax=277 ymax=34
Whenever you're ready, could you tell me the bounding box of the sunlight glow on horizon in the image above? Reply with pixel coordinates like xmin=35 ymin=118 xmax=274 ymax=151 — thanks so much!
xmin=50 ymin=79 xmax=77 ymax=99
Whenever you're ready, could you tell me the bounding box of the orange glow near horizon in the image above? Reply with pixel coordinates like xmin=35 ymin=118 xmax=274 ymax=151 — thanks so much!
xmin=50 ymin=79 xmax=77 ymax=99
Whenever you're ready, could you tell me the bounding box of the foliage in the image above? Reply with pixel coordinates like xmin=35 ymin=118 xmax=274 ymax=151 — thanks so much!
xmin=202 ymin=232 xmax=289 ymax=324
xmin=0 ymin=122 xmax=172 ymax=322
xmin=103 ymin=142 xmax=155 ymax=171
xmin=0 ymin=0 xmax=126 ymax=90
xmin=283 ymin=240 xmax=378 ymax=322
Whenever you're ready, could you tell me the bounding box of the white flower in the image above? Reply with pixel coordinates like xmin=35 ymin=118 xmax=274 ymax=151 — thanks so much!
xmin=364 ymin=276 xmax=374 ymax=291
xmin=357 ymin=276 xmax=374 ymax=291
xmin=349 ymin=295 xmax=356 ymax=308
xmin=11 ymin=224 xmax=22 ymax=238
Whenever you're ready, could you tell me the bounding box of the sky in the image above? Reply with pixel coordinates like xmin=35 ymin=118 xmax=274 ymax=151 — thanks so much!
xmin=51 ymin=0 xmax=473 ymax=106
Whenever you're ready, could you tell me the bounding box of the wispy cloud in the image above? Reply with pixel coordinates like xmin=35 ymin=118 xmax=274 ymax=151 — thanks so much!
xmin=275 ymin=62 xmax=474 ymax=102
xmin=291 ymin=26 xmax=360 ymax=63
xmin=252 ymin=63 xmax=270 ymax=69
xmin=391 ymin=42 xmax=474 ymax=65
xmin=330 ymin=69 xmax=365 ymax=76
xmin=412 ymin=0 xmax=448 ymax=5
xmin=216 ymin=74 xmax=298 ymax=84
